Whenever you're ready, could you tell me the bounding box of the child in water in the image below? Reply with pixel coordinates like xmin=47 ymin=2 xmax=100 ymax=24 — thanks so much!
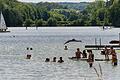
xmin=87 ymin=50 xmax=94 ymax=67
xmin=82 ymin=50 xmax=87 ymax=58
xmin=103 ymin=46 xmax=109 ymax=61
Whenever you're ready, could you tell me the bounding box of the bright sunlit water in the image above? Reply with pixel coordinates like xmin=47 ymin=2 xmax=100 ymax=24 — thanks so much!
xmin=0 ymin=27 xmax=120 ymax=80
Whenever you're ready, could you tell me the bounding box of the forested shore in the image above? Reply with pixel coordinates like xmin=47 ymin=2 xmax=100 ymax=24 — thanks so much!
xmin=0 ymin=0 xmax=120 ymax=27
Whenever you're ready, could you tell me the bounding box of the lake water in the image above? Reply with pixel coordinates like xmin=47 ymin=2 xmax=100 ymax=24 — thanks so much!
xmin=0 ymin=27 xmax=120 ymax=80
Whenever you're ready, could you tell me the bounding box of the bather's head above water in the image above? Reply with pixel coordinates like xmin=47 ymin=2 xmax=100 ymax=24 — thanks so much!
xmin=72 ymin=39 xmax=75 ymax=40
xmin=77 ymin=48 xmax=80 ymax=51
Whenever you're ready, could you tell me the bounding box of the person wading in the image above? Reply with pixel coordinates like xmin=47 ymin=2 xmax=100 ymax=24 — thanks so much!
xmin=87 ymin=50 xmax=94 ymax=67
xmin=75 ymin=48 xmax=82 ymax=59
xmin=110 ymin=47 xmax=117 ymax=66
xmin=103 ymin=46 xmax=109 ymax=61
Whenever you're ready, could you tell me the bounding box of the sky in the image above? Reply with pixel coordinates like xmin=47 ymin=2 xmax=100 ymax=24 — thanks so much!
xmin=17 ymin=0 xmax=96 ymax=3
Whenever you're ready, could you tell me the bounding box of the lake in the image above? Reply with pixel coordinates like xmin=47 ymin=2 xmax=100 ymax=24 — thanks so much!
xmin=0 ymin=27 xmax=119 ymax=80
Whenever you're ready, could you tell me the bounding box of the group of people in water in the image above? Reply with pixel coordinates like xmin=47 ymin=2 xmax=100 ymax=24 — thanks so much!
xmin=26 ymin=47 xmax=64 ymax=63
xmin=74 ymin=46 xmax=118 ymax=67
xmin=26 ymin=45 xmax=118 ymax=67
xmin=26 ymin=47 xmax=33 ymax=59
xmin=74 ymin=48 xmax=94 ymax=67
xmin=45 ymin=57 xmax=64 ymax=63
xmin=102 ymin=46 xmax=117 ymax=66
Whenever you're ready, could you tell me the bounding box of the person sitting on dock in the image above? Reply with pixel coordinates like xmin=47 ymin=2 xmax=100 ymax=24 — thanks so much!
xmin=110 ymin=47 xmax=117 ymax=66
xmin=75 ymin=48 xmax=82 ymax=59
xmin=58 ymin=57 xmax=64 ymax=63
xmin=87 ymin=50 xmax=94 ymax=67
xmin=103 ymin=46 xmax=109 ymax=61
xmin=82 ymin=50 xmax=87 ymax=58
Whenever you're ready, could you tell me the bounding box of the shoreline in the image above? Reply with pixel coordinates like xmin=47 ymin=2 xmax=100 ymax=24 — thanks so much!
xmin=7 ymin=26 xmax=115 ymax=28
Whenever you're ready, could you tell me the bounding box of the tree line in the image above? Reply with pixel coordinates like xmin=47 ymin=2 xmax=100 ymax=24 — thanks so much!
xmin=0 ymin=0 xmax=120 ymax=27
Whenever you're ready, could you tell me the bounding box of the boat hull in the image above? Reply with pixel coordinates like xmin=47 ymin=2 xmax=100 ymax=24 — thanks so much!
xmin=0 ymin=31 xmax=10 ymax=33
xmin=109 ymin=40 xmax=120 ymax=44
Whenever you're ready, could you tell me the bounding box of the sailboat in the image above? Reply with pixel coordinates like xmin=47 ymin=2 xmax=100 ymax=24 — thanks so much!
xmin=0 ymin=12 xmax=10 ymax=32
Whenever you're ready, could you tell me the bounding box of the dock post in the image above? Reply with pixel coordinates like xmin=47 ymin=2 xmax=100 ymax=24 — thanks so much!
xmin=36 ymin=26 xmax=38 ymax=30
xmin=100 ymin=38 xmax=101 ymax=46
xmin=119 ymin=33 xmax=120 ymax=45
xmin=99 ymin=38 xmax=102 ymax=50
xmin=95 ymin=38 xmax=97 ymax=45
xmin=95 ymin=38 xmax=97 ymax=49
xmin=26 ymin=27 xmax=27 ymax=30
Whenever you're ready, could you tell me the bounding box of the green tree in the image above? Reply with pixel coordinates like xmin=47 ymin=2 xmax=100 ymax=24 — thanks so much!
xmin=35 ymin=19 xmax=43 ymax=26
xmin=110 ymin=0 xmax=120 ymax=27
xmin=47 ymin=17 xmax=57 ymax=26
xmin=68 ymin=14 xmax=79 ymax=21
xmin=24 ymin=19 xmax=34 ymax=27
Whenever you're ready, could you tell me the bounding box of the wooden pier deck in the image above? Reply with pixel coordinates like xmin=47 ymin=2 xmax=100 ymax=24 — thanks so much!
xmin=85 ymin=45 xmax=120 ymax=49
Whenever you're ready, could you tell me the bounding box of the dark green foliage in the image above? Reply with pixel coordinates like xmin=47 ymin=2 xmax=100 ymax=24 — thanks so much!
xmin=3 ymin=8 xmax=23 ymax=27
xmin=90 ymin=19 xmax=97 ymax=26
xmin=59 ymin=2 xmax=90 ymax=11
xmin=71 ymin=19 xmax=85 ymax=26
xmin=47 ymin=17 xmax=57 ymax=26
xmin=35 ymin=19 xmax=43 ymax=26
xmin=36 ymin=2 xmax=64 ymax=10
xmin=24 ymin=19 xmax=34 ymax=27
xmin=110 ymin=0 xmax=120 ymax=27
xmin=0 ymin=0 xmax=120 ymax=27
xmin=68 ymin=14 xmax=79 ymax=21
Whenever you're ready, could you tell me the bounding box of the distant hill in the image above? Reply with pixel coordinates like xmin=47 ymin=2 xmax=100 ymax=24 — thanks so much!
xmin=36 ymin=2 xmax=64 ymax=10
xmin=58 ymin=2 xmax=90 ymax=11
xmin=1 ymin=0 xmax=114 ymax=27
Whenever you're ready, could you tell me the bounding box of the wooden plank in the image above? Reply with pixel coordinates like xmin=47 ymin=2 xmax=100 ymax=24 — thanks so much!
xmin=85 ymin=45 xmax=120 ymax=48
xmin=68 ymin=57 xmax=111 ymax=61
xmin=95 ymin=59 xmax=111 ymax=61
xmin=68 ymin=57 xmax=87 ymax=61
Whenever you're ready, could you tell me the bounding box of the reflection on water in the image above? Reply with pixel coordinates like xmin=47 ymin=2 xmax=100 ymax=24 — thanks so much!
xmin=0 ymin=27 xmax=119 ymax=80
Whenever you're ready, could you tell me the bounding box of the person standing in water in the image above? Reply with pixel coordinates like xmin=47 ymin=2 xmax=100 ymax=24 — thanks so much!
xmin=87 ymin=50 xmax=94 ymax=67
xmin=75 ymin=48 xmax=82 ymax=59
xmin=110 ymin=47 xmax=117 ymax=66
xmin=82 ymin=50 xmax=87 ymax=58
xmin=103 ymin=46 xmax=109 ymax=61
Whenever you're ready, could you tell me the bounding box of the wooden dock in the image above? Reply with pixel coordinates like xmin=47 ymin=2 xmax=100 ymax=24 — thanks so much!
xmin=68 ymin=57 xmax=111 ymax=61
xmin=85 ymin=45 xmax=120 ymax=49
